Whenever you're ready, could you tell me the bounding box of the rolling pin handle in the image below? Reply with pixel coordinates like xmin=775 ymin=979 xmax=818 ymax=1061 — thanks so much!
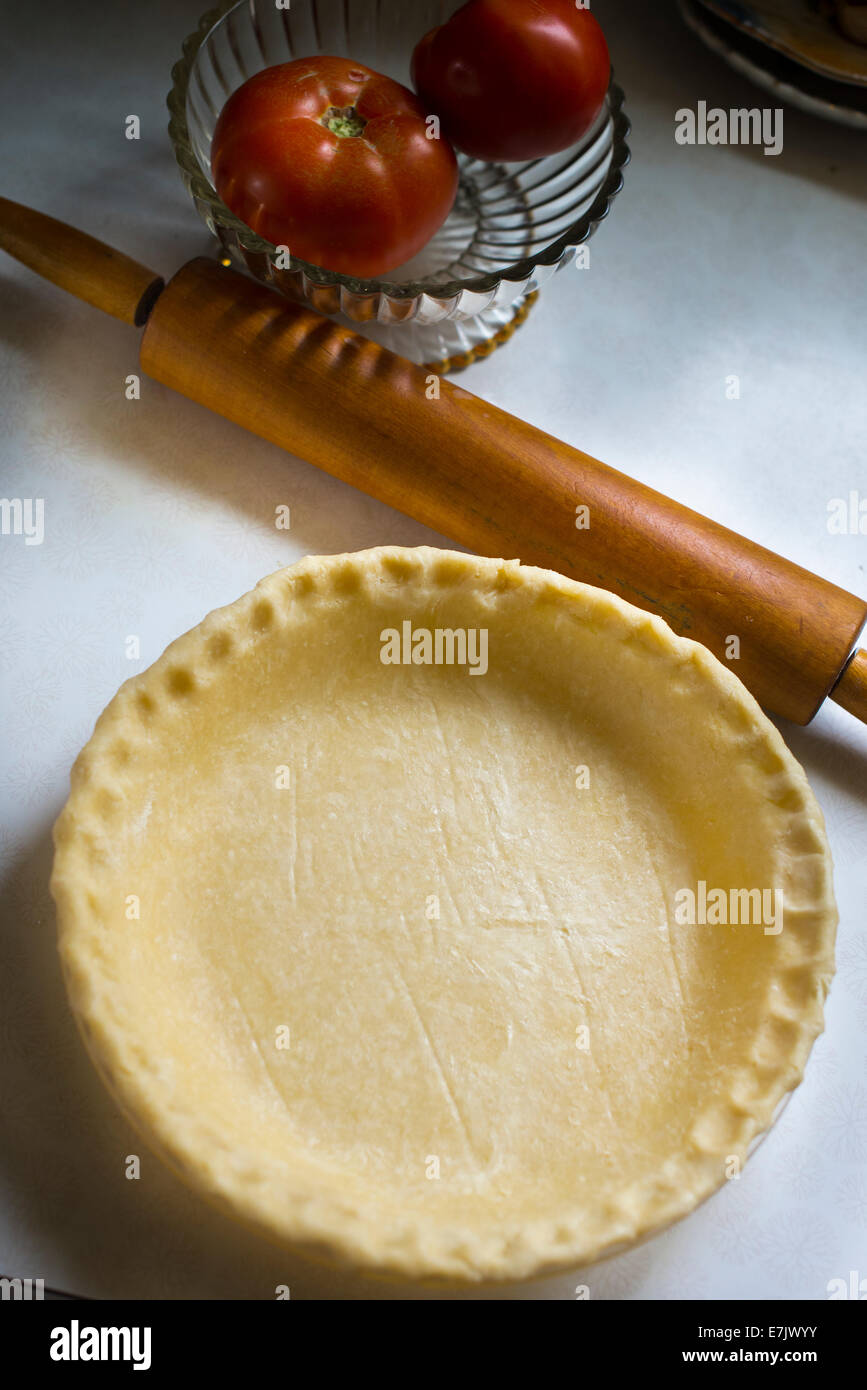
xmin=830 ymin=649 xmax=867 ymax=725
xmin=0 ymin=196 xmax=164 ymax=327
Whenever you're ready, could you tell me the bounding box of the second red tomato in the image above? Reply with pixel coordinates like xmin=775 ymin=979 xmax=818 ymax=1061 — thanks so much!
xmin=412 ymin=0 xmax=611 ymax=163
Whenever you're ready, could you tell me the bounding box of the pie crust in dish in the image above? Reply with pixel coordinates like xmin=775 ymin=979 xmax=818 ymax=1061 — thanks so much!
xmin=51 ymin=547 xmax=837 ymax=1283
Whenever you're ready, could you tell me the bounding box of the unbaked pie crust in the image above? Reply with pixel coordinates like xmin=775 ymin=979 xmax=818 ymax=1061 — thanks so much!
xmin=51 ymin=548 xmax=836 ymax=1283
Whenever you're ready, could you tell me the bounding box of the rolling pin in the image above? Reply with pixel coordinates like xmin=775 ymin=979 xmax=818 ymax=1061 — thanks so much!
xmin=1 ymin=195 xmax=865 ymax=727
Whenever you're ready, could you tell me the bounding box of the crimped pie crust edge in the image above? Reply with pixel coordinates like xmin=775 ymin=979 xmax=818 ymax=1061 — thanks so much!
xmin=50 ymin=547 xmax=837 ymax=1284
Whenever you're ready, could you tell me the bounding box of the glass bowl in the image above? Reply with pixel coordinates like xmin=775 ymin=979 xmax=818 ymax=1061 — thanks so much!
xmin=169 ymin=0 xmax=630 ymax=371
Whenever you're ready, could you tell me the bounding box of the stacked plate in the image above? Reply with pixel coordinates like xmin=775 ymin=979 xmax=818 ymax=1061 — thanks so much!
xmin=678 ymin=0 xmax=867 ymax=128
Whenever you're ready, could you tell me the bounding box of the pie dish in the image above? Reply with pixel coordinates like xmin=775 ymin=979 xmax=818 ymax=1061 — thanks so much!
xmin=51 ymin=547 xmax=837 ymax=1284
xmin=698 ymin=0 xmax=867 ymax=85
xmin=679 ymin=0 xmax=867 ymax=128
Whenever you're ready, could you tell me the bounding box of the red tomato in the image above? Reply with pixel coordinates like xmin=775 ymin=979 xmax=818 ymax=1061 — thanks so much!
xmin=211 ymin=57 xmax=459 ymax=278
xmin=412 ymin=0 xmax=610 ymax=162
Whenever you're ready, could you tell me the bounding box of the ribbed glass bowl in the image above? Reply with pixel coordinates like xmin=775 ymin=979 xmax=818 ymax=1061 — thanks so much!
xmin=169 ymin=0 xmax=630 ymax=369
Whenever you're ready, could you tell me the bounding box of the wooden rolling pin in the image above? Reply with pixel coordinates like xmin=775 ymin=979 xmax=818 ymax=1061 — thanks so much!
xmin=1 ymin=196 xmax=865 ymax=727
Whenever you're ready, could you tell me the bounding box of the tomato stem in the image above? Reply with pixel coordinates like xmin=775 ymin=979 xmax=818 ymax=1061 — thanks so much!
xmin=321 ymin=105 xmax=367 ymax=138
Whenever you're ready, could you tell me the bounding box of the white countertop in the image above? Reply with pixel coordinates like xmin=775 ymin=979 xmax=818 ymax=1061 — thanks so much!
xmin=0 ymin=0 xmax=865 ymax=1300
